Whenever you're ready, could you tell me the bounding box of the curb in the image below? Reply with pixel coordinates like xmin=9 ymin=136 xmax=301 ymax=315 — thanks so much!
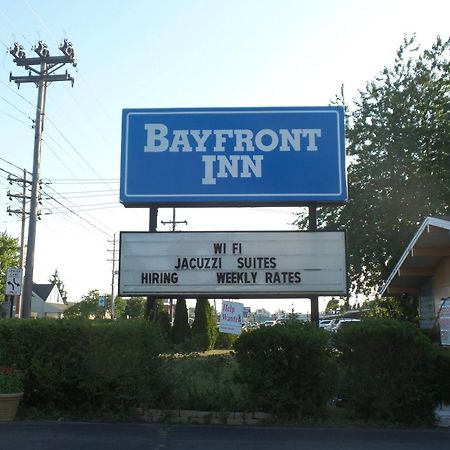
xmin=136 ymin=409 xmax=271 ymax=425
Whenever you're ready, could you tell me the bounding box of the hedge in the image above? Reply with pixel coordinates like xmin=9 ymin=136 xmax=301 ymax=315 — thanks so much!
xmin=0 ymin=319 xmax=166 ymax=417
xmin=234 ymin=321 xmax=337 ymax=418
xmin=334 ymin=318 xmax=441 ymax=425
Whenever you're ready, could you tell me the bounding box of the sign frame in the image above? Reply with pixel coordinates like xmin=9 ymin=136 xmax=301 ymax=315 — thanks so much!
xmin=118 ymin=231 xmax=349 ymax=298
xmin=120 ymin=106 xmax=347 ymax=207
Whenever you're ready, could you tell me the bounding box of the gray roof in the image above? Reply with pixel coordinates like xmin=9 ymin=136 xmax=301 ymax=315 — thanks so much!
xmin=32 ymin=283 xmax=55 ymax=302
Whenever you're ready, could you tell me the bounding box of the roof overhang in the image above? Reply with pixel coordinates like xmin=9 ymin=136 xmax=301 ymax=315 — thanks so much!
xmin=379 ymin=217 xmax=450 ymax=296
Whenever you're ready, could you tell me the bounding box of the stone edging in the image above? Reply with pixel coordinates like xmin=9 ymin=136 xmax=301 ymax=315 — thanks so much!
xmin=136 ymin=409 xmax=271 ymax=425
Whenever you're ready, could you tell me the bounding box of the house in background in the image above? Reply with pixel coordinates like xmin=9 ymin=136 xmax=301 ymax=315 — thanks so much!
xmin=31 ymin=282 xmax=68 ymax=318
xmin=380 ymin=216 xmax=450 ymax=329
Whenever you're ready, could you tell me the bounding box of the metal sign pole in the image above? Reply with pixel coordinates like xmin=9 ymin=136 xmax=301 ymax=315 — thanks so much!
xmin=308 ymin=204 xmax=319 ymax=326
xmin=146 ymin=206 xmax=158 ymax=320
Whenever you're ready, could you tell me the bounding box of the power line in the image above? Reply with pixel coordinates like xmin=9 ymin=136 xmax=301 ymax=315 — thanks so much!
xmin=0 ymin=109 xmax=34 ymax=127
xmin=22 ymin=0 xmax=56 ymax=40
xmin=48 ymin=179 xmax=119 ymax=184
xmin=0 ymin=94 xmax=35 ymax=123
xmin=0 ymin=156 xmax=28 ymax=173
xmin=42 ymin=186 xmax=113 ymax=237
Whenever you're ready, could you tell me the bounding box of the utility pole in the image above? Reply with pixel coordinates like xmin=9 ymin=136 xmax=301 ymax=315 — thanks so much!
xmin=6 ymin=170 xmax=31 ymax=317
xmin=107 ymin=234 xmax=119 ymax=319
xmin=161 ymin=208 xmax=187 ymax=232
xmin=9 ymin=40 xmax=76 ymax=318
xmin=161 ymin=208 xmax=187 ymax=323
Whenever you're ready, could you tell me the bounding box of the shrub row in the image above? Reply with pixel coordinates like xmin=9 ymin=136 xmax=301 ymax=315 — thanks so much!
xmin=234 ymin=318 xmax=450 ymax=425
xmin=0 ymin=319 xmax=166 ymax=418
xmin=1 ymin=318 xmax=449 ymax=425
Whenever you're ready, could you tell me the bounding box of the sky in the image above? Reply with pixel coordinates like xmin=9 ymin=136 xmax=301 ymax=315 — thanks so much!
xmin=0 ymin=0 xmax=449 ymax=314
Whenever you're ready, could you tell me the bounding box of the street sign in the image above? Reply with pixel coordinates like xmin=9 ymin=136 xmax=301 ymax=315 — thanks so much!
xmin=119 ymin=231 xmax=347 ymax=297
xmin=219 ymin=300 xmax=244 ymax=335
xmin=120 ymin=107 xmax=347 ymax=206
xmin=98 ymin=296 xmax=106 ymax=307
xmin=5 ymin=268 xmax=22 ymax=296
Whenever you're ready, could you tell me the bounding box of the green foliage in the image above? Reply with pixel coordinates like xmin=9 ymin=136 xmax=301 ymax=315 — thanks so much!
xmin=434 ymin=348 xmax=450 ymax=404
xmin=161 ymin=353 xmax=248 ymax=411
xmin=234 ymin=321 xmax=337 ymax=418
xmin=64 ymin=290 xmax=111 ymax=320
xmin=0 ymin=320 xmax=166 ymax=417
xmin=0 ymin=231 xmax=20 ymax=302
xmin=362 ymin=295 xmax=419 ymax=323
xmin=297 ymin=36 xmax=450 ymax=293
xmin=191 ymin=298 xmax=217 ymax=351
xmin=120 ymin=297 xmax=146 ymax=319
xmin=215 ymin=331 xmax=239 ymax=350
xmin=171 ymin=298 xmax=191 ymax=344
xmin=48 ymin=269 xmax=68 ymax=304
xmin=156 ymin=310 xmax=171 ymax=338
xmin=334 ymin=318 xmax=439 ymax=425
xmin=0 ymin=366 xmax=23 ymax=393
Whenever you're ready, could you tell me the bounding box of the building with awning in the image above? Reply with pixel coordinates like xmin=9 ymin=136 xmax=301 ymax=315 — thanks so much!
xmin=379 ymin=216 xmax=450 ymax=328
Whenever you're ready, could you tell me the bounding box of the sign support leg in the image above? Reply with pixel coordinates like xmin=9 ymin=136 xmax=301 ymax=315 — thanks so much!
xmin=146 ymin=206 xmax=158 ymax=320
xmin=308 ymin=204 xmax=319 ymax=327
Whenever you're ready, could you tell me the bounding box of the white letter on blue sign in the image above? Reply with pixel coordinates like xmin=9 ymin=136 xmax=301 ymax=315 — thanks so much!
xmin=202 ymin=155 xmax=216 ymax=185
xmin=213 ymin=130 xmax=233 ymax=152
xmin=255 ymin=129 xmax=278 ymax=152
xmin=234 ymin=130 xmax=255 ymax=152
xmin=169 ymin=130 xmax=192 ymax=152
xmin=190 ymin=130 xmax=212 ymax=152
xmin=303 ymin=129 xmax=321 ymax=151
xmin=144 ymin=124 xmax=169 ymax=152
xmin=279 ymin=129 xmax=302 ymax=151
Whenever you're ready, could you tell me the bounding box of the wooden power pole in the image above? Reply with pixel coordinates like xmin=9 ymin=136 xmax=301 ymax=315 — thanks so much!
xmin=9 ymin=40 xmax=76 ymax=318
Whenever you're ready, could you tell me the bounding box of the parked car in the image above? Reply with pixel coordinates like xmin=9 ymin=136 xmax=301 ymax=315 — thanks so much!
xmin=334 ymin=318 xmax=361 ymax=332
xmin=261 ymin=320 xmax=277 ymax=327
xmin=319 ymin=319 xmax=332 ymax=329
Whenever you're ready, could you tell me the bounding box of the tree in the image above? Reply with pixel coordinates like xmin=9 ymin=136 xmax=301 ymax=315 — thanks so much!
xmin=171 ymin=298 xmax=191 ymax=344
xmin=120 ymin=297 xmax=146 ymax=319
xmin=0 ymin=231 xmax=19 ymax=302
xmin=299 ymin=36 xmax=450 ymax=294
xmin=191 ymin=297 xmax=217 ymax=350
xmin=64 ymin=290 xmax=110 ymax=320
xmin=49 ymin=269 xmax=68 ymax=304
xmin=362 ymin=295 xmax=419 ymax=324
xmin=325 ymin=298 xmax=340 ymax=314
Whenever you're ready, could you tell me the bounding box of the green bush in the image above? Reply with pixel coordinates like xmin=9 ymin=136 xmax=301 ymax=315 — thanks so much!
xmin=334 ymin=318 xmax=439 ymax=425
xmin=215 ymin=331 xmax=239 ymax=350
xmin=234 ymin=321 xmax=337 ymax=418
xmin=191 ymin=298 xmax=217 ymax=351
xmin=434 ymin=347 xmax=450 ymax=404
xmin=161 ymin=353 xmax=248 ymax=411
xmin=0 ymin=319 xmax=166 ymax=418
xmin=171 ymin=298 xmax=191 ymax=344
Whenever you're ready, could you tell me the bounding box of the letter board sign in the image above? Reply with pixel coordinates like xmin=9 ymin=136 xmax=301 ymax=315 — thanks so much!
xmin=120 ymin=107 xmax=347 ymax=206
xmin=119 ymin=231 xmax=347 ymax=297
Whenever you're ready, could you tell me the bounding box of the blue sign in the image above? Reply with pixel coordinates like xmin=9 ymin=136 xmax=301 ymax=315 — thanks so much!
xmin=120 ymin=107 xmax=347 ymax=206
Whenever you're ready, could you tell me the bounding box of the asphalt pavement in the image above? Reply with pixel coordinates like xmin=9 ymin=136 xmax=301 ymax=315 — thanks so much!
xmin=1 ymin=422 xmax=450 ymax=450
